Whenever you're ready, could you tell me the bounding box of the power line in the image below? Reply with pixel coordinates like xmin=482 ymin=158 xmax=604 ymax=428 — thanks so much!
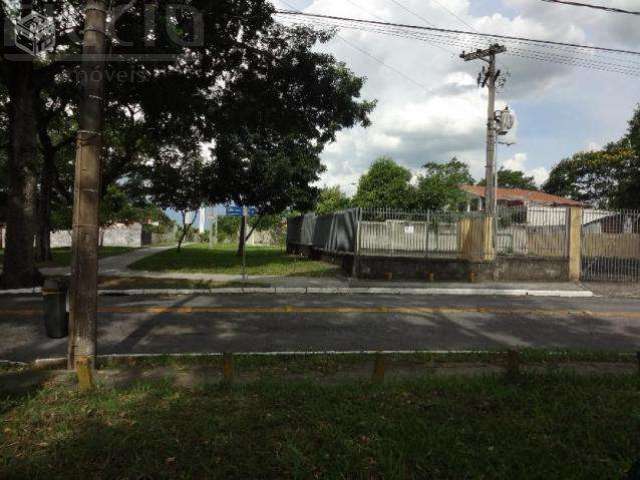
xmin=277 ymin=0 xmax=432 ymax=92
xmin=539 ymin=0 xmax=640 ymax=15
xmin=275 ymin=10 xmax=640 ymax=57
xmin=276 ymin=12 xmax=640 ymax=77
xmin=428 ymin=0 xmax=478 ymax=32
xmin=344 ymin=0 xmax=456 ymax=56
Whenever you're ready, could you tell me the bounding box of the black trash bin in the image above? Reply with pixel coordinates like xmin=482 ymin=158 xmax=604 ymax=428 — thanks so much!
xmin=43 ymin=279 xmax=69 ymax=339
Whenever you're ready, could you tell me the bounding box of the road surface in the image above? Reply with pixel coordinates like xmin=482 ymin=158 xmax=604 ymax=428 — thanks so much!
xmin=2 ymin=293 xmax=640 ymax=362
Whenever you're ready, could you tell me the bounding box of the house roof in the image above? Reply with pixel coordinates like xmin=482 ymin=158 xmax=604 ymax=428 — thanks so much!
xmin=459 ymin=185 xmax=584 ymax=207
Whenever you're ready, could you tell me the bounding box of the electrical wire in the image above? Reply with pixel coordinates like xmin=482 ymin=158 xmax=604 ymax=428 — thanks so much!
xmin=539 ymin=0 xmax=640 ymax=15
xmin=277 ymin=14 xmax=640 ymax=77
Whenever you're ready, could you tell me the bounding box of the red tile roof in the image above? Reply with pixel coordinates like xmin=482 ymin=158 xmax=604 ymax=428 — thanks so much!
xmin=459 ymin=185 xmax=584 ymax=207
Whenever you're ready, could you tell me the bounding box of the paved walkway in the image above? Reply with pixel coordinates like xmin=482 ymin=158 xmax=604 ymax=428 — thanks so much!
xmin=40 ymin=245 xmax=174 ymax=277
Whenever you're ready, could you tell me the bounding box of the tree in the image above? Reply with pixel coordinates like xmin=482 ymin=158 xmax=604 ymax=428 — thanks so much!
xmin=478 ymin=168 xmax=537 ymax=190
xmin=145 ymin=152 xmax=209 ymax=252
xmin=543 ymin=144 xmax=638 ymax=209
xmin=415 ymin=157 xmax=474 ymax=211
xmin=210 ymin=25 xmax=374 ymax=256
xmin=315 ymin=186 xmax=351 ymax=214
xmin=353 ymin=157 xmax=416 ymax=210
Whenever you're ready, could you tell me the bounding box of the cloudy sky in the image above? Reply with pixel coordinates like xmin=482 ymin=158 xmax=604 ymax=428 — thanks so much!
xmin=272 ymin=0 xmax=640 ymax=194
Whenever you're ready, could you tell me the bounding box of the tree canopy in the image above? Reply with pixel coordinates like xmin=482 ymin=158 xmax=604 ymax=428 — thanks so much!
xmin=544 ymin=105 xmax=640 ymax=209
xmin=315 ymin=186 xmax=352 ymax=214
xmin=478 ymin=168 xmax=537 ymax=190
xmin=353 ymin=157 xmax=415 ymax=210
xmin=416 ymin=157 xmax=474 ymax=210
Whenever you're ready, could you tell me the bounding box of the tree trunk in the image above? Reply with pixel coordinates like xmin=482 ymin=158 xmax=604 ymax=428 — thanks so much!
xmin=35 ymin=149 xmax=55 ymax=263
xmin=236 ymin=214 xmax=246 ymax=257
xmin=1 ymin=61 xmax=41 ymax=288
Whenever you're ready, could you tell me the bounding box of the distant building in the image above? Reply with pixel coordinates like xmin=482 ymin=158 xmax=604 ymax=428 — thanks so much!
xmin=459 ymin=185 xmax=584 ymax=211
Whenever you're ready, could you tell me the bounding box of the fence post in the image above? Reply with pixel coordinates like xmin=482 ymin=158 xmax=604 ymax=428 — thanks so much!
xmin=352 ymin=208 xmax=361 ymax=278
xmin=567 ymin=207 xmax=582 ymax=281
xmin=482 ymin=214 xmax=496 ymax=261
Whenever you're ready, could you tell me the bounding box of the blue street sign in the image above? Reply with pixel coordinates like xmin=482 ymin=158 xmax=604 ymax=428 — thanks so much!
xmin=225 ymin=206 xmax=257 ymax=217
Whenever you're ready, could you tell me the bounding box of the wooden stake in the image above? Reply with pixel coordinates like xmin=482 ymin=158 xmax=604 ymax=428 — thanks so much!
xmin=506 ymin=349 xmax=520 ymax=378
xmin=76 ymin=356 xmax=94 ymax=392
xmin=372 ymin=353 xmax=386 ymax=383
xmin=222 ymin=352 xmax=234 ymax=382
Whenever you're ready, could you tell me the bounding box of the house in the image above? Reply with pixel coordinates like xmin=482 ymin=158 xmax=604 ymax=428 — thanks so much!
xmin=459 ymin=185 xmax=584 ymax=211
xmin=459 ymin=185 xmax=585 ymax=229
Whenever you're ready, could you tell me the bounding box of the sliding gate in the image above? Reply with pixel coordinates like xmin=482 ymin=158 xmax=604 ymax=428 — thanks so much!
xmin=581 ymin=209 xmax=640 ymax=282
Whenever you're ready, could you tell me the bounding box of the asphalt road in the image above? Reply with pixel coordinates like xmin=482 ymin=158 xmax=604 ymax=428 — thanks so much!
xmin=2 ymin=293 xmax=640 ymax=362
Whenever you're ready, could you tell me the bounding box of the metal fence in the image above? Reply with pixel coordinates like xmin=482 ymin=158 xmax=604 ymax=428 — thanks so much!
xmin=357 ymin=208 xmax=485 ymax=259
xmin=287 ymin=206 xmax=573 ymax=260
xmin=496 ymin=206 xmax=569 ymax=258
xmin=581 ymin=208 xmax=640 ymax=282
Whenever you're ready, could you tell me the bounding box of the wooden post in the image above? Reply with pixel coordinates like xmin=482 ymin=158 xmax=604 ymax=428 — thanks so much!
xmin=222 ymin=352 xmax=234 ymax=382
xmin=76 ymin=356 xmax=94 ymax=392
xmin=506 ymin=349 xmax=520 ymax=378
xmin=372 ymin=353 xmax=386 ymax=383
xmin=482 ymin=215 xmax=496 ymax=262
xmin=68 ymin=0 xmax=108 ymax=379
xmin=567 ymin=207 xmax=583 ymax=282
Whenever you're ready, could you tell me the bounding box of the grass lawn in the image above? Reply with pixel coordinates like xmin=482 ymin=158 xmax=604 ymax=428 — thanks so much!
xmin=0 ymin=247 xmax=135 ymax=268
xmin=1 ymin=370 xmax=639 ymax=479
xmin=129 ymin=243 xmax=342 ymax=277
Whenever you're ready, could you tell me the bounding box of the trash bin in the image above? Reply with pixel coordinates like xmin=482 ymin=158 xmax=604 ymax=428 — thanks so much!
xmin=42 ymin=279 xmax=69 ymax=339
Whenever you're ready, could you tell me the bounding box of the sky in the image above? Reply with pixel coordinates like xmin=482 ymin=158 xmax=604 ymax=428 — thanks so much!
xmin=271 ymin=0 xmax=640 ymax=194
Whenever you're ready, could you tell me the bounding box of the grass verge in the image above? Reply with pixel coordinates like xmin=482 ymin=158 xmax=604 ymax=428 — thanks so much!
xmin=0 ymin=247 xmax=135 ymax=269
xmin=1 ymin=371 xmax=639 ymax=479
xmin=129 ymin=243 xmax=342 ymax=277
xmin=97 ymin=276 xmax=267 ymax=290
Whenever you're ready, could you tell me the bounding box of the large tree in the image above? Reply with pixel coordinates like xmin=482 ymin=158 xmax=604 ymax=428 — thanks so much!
xmin=353 ymin=157 xmax=416 ymax=210
xmin=416 ymin=157 xmax=474 ymax=211
xmin=543 ymin=104 xmax=640 ymax=209
xmin=315 ymin=186 xmax=352 ymax=215
xmin=543 ymin=144 xmax=638 ymax=209
xmin=210 ymin=25 xmax=374 ymax=255
xmin=478 ymin=168 xmax=537 ymax=190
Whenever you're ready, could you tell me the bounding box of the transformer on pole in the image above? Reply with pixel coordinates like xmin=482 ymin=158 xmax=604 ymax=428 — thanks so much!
xmin=460 ymin=44 xmax=507 ymax=215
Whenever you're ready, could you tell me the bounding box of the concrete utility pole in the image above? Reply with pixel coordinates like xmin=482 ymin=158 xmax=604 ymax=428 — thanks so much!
xmin=460 ymin=44 xmax=506 ymax=215
xmin=68 ymin=0 xmax=108 ymax=373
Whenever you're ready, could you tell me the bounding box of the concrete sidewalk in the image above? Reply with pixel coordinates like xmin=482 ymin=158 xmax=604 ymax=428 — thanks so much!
xmin=40 ymin=245 xmax=175 ymax=277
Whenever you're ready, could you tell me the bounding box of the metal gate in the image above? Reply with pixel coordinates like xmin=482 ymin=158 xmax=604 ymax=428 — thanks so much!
xmin=581 ymin=209 xmax=640 ymax=282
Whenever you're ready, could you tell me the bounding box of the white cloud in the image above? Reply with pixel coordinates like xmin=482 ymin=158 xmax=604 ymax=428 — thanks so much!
xmin=501 ymin=152 xmax=549 ymax=186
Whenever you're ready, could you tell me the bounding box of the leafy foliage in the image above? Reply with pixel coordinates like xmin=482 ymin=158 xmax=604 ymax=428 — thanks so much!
xmin=353 ymin=157 xmax=415 ymax=210
xmin=479 ymin=168 xmax=537 ymax=190
xmin=315 ymin=186 xmax=352 ymax=214
xmin=416 ymin=157 xmax=474 ymax=210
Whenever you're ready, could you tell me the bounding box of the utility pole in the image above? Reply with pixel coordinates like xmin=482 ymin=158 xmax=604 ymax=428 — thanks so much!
xmin=460 ymin=44 xmax=506 ymax=215
xmin=68 ymin=0 xmax=108 ymax=375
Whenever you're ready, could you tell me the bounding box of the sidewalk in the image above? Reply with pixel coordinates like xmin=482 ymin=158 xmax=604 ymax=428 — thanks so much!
xmin=40 ymin=245 xmax=174 ymax=277
xmin=0 ymin=245 xmax=592 ymax=298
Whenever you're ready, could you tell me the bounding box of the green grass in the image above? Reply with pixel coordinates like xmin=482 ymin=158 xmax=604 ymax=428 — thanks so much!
xmin=129 ymin=243 xmax=342 ymax=277
xmin=2 ymin=372 xmax=640 ymax=479
xmin=0 ymin=247 xmax=135 ymax=268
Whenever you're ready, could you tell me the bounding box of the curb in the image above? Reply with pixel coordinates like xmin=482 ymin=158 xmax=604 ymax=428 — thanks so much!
xmin=0 ymin=286 xmax=594 ymax=298
xmin=22 ymin=349 xmax=636 ymax=369
xmin=97 ymin=287 xmax=594 ymax=298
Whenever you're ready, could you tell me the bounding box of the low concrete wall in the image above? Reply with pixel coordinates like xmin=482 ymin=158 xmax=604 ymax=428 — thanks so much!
xmin=355 ymin=255 xmax=569 ymax=282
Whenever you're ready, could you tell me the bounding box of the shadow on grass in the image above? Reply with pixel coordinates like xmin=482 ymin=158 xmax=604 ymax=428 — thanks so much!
xmin=2 ymin=374 xmax=640 ymax=480
xmin=129 ymin=245 xmax=343 ymax=278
